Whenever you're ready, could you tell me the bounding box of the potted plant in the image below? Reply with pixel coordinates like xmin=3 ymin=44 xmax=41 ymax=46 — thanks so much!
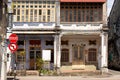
xmin=36 ymin=58 xmax=44 ymax=76
xmin=19 ymin=50 xmax=26 ymax=76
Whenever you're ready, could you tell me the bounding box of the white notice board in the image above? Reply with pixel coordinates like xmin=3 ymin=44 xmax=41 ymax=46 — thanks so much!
xmin=42 ymin=50 xmax=51 ymax=61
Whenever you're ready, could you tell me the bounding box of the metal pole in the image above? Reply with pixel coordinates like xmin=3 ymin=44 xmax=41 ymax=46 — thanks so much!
xmin=13 ymin=53 xmax=16 ymax=80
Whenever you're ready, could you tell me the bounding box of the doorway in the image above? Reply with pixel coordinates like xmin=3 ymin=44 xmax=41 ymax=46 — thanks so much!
xmin=29 ymin=40 xmax=41 ymax=70
xmin=29 ymin=46 xmax=41 ymax=70
xmin=72 ymin=44 xmax=85 ymax=65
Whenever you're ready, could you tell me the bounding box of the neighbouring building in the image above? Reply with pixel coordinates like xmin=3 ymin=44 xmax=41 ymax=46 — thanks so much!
xmin=108 ymin=0 xmax=120 ymax=70
xmin=7 ymin=0 xmax=108 ymax=73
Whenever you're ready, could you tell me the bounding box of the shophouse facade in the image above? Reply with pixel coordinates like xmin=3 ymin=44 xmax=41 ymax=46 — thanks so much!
xmin=7 ymin=0 xmax=108 ymax=73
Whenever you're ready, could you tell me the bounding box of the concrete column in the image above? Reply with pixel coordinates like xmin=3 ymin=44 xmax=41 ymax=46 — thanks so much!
xmin=69 ymin=42 xmax=72 ymax=63
xmin=98 ymin=46 xmax=101 ymax=70
xmin=103 ymin=2 xmax=107 ymax=25
xmin=54 ymin=36 xmax=57 ymax=67
xmin=54 ymin=35 xmax=61 ymax=69
xmin=25 ymin=38 xmax=29 ymax=69
xmin=55 ymin=0 xmax=60 ymax=26
xmin=101 ymin=32 xmax=108 ymax=72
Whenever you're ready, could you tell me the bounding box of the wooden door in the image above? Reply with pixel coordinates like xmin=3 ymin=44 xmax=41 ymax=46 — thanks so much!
xmin=30 ymin=51 xmax=35 ymax=70
xmin=29 ymin=46 xmax=41 ymax=70
xmin=72 ymin=45 xmax=84 ymax=65
xmin=29 ymin=40 xmax=41 ymax=70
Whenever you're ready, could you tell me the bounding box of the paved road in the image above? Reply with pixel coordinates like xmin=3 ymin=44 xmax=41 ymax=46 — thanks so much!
xmin=7 ymin=76 xmax=120 ymax=80
xmin=6 ymin=69 xmax=120 ymax=80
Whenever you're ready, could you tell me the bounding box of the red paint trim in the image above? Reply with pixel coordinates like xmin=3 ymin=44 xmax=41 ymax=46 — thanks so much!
xmin=60 ymin=0 xmax=106 ymax=2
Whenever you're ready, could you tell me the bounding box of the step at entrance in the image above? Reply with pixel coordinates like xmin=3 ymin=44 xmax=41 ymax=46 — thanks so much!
xmin=72 ymin=65 xmax=85 ymax=70
xmin=26 ymin=70 xmax=39 ymax=76
xmin=60 ymin=65 xmax=97 ymax=73
xmin=85 ymin=65 xmax=96 ymax=71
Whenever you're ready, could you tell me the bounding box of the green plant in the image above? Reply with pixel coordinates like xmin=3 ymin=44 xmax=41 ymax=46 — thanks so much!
xmin=39 ymin=69 xmax=57 ymax=76
xmin=36 ymin=58 xmax=44 ymax=70
xmin=19 ymin=51 xmax=25 ymax=56
xmin=40 ymin=69 xmax=48 ymax=74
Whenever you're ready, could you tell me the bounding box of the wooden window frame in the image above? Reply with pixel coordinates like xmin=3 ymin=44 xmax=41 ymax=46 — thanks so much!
xmin=29 ymin=46 xmax=42 ymax=58
xmin=13 ymin=1 xmax=55 ymax=22
xmin=16 ymin=49 xmax=25 ymax=63
xmin=61 ymin=40 xmax=68 ymax=45
xmin=46 ymin=40 xmax=54 ymax=46
xmin=61 ymin=49 xmax=69 ymax=62
xmin=60 ymin=2 xmax=103 ymax=22
xmin=88 ymin=48 xmax=97 ymax=62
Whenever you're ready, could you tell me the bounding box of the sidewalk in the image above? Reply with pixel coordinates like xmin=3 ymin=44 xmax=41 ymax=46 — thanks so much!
xmin=7 ymin=75 xmax=120 ymax=80
xmin=6 ymin=69 xmax=120 ymax=80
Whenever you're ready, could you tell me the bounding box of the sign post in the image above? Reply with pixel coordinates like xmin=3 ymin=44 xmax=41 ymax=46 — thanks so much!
xmin=8 ymin=33 xmax=18 ymax=53
xmin=8 ymin=43 xmax=18 ymax=53
xmin=8 ymin=33 xmax=18 ymax=80
xmin=9 ymin=33 xmax=18 ymax=43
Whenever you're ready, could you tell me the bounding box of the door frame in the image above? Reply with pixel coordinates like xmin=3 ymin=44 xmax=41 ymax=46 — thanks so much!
xmin=29 ymin=45 xmax=41 ymax=70
xmin=72 ymin=44 xmax=85 ymax=65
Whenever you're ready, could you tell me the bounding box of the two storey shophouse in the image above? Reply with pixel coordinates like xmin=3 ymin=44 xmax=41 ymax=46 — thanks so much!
xmin=7 ymin=0 xmax=108 ymax=73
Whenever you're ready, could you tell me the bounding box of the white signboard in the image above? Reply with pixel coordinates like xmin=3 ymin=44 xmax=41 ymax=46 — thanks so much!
xmin=42 ymin=50 xmax=51 ymax=61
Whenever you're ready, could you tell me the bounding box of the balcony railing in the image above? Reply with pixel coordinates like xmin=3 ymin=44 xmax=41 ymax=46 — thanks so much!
xmin=60 ymin=22 xmax=103 ymax=31
xmin=12 ymin=22 xmax=55 ymax=30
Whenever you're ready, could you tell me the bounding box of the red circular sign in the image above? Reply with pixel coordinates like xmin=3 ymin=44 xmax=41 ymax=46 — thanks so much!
xmin=9 ymin=33 xmax=18 ymax=43
xmin=8 ymin=43 xmax=18 ymax=53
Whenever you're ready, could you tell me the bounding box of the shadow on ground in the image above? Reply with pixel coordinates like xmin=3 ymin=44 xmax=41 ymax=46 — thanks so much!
xmin=7 ymin=78 xmax=19 ymax=80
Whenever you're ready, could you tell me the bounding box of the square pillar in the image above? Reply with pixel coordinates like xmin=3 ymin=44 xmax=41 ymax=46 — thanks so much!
xmin=25 ymin=38 xmax=29 ymax=70
xmin=103 ymin=2 xmax=107 ymax=25
xmin=55 ymin=0 xmax=60 ymax=26
xmin=54 ymin=35 xmax=61 ymax=69
xmin=101 ymin=32 xmax=108 ymax=72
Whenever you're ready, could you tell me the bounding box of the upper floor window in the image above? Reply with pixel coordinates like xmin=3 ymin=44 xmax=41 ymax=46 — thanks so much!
xmin=39 ymin=10 xmax=42 ymax=15
xmin=13 ymin=1 xmax=56 ymax=22
xmin=17 ymin=9 xmax=20 ymax=15
xmin=47 ymin=10 xmax=50 ymax=15
xmin=17 ymin=16 xmax=20 ymax=21
xmin=26 ymin=10 xmax=29 ymax=15
xmin=22 ymin=5 xmax=24 ymax=8
xmin=34 ymin=10 xmax=37 ymax=15
xmin=60 ymin=3 xmax=103 ymax=22
xmin=13 ymin=9 xmax=16 ymax=15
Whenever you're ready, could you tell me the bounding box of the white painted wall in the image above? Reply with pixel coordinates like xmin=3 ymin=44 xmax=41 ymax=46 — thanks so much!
xmin=101 ymin=33 xmax=108 ymax=72
xmin=7 ymin=34 xmax=104 ymax=71
xmin=22 ymin=35 xmax=54 ymax=69
xmin=60 ymin=24 xmax=103 ymax=31
xmin=62 ymin=35 xmax=100 ymax=65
